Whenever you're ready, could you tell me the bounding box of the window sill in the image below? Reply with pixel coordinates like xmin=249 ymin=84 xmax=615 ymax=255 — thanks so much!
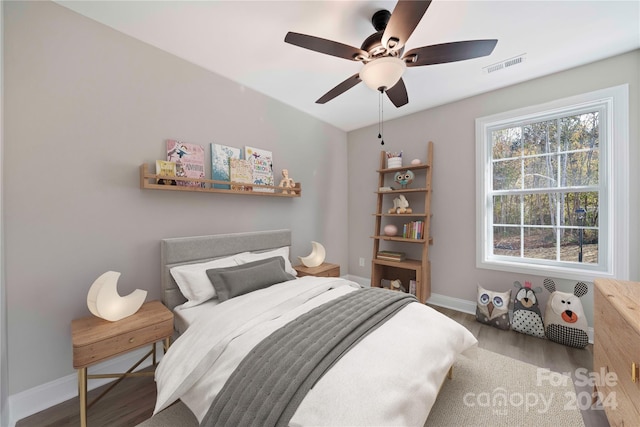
xmin=477 ymin=257 xmax=616 ymax=283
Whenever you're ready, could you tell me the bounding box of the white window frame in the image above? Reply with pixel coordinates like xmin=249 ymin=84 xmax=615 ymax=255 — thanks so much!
xmin=475 ymin=85 xmax=629 ymax=282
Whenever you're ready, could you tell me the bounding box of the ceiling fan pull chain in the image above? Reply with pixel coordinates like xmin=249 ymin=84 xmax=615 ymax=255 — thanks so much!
xmin=378 ymin=89 xmax=384 ymax=145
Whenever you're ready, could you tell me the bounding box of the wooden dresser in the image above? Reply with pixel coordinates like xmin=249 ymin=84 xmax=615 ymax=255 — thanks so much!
xmin=593 ymin=278 xmax=640 ymax=426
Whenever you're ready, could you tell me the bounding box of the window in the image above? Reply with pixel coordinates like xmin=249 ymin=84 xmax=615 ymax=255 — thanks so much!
xmin=475 ymin=85 xmax=629 ymax=281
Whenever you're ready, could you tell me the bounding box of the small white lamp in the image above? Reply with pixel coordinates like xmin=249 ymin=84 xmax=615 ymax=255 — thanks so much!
xmin=87 ymin=271 xmax=147 ymax=321
xmin=298 ymin=241 xmax=326 ymax=268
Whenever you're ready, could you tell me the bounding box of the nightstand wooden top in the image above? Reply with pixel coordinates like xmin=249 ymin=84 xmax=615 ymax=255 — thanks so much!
xmin=294 ymin=262 xmax=340 ymax=277
xmin=71 ymin=300 xmax=172 ymax=347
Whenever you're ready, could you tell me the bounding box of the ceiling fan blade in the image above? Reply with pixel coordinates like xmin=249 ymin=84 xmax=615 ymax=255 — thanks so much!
xmin=316 ymin=74 xmax=362 ymax=104
xmin=285 ymin=32 xmax=368 ymax=61
xmin=403 ymin=39 xmax=498 ymax=67
xmin=382 ymin=0 xmax=432 ymax=52
xmin=385 ymin=78 xmax=408 ymax=108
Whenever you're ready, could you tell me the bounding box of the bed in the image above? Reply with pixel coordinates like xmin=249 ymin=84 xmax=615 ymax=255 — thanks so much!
xmin=154 ymin=229 xmax=477 ymax=426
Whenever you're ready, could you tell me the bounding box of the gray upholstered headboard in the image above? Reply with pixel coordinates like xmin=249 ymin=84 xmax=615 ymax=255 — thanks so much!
xmin=160 ymin=229 xmax=292 ymax=311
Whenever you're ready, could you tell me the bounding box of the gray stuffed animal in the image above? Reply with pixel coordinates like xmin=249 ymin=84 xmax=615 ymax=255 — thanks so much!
xmin=511 ymin=281 xmax=545 ymax=338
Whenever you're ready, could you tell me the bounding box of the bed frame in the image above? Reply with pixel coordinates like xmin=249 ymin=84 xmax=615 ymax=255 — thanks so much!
xmin=160 ymin=229 xmax=292 ymax=311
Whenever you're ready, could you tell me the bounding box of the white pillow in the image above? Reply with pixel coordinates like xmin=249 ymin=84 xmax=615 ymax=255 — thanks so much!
xmin=170 ymin=255 xmax=246 ymax=307
xmin=235 ymin=246 xmax=297 ymax=277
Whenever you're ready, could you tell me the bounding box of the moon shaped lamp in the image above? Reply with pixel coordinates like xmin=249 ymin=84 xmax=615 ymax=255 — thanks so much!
xmin=87 ymin=271 xmax=147 ymax=321
xmin=298 ymin=241 xmax=326 ymax=268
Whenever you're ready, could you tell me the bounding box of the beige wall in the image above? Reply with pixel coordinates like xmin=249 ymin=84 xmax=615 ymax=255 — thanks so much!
xmin=4 ymin=1 xmax=348 ymax=395
xmin=348 ymin=49 xmax=639 ymax=321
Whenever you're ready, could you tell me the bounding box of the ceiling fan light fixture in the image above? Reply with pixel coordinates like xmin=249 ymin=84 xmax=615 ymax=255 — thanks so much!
xmin=360 ymin=57 xmax=406 ymax=91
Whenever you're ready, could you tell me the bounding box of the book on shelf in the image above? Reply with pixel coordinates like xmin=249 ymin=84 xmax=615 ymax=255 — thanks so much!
xmin=244 ymin=146 xmax=274 ymax=193
xmin=229 ymin=158 xmax=253 ymax=191
xmin=155 ymin=160 xmax=177 ymax=185
xmin=402 ymin=221 xmax=425 ymax=239
xmin=376 ymin=250 xmax=406 ymax=261
xmin=378 ymin=186 xmax=395 ymax=192
xmin=409 ymin=280 xmax=417 ymax=296
xmin=211 ymin=143 xmax=242 ymax=189
xmin=166 ymin=140 xmax=206 ymax=188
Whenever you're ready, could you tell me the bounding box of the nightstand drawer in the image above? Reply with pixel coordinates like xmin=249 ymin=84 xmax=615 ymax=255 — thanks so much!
xmin=72 ymin=300 xmax=174 ymax=368
xmin=73 ymin=318 xmax=173 ymax=368
xmin=294 ymin=263 xmax=340 ymax=278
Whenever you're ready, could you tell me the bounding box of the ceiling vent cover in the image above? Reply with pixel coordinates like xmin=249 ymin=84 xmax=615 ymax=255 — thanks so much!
xmin=484 ymin=53 xmax=526 ymax=74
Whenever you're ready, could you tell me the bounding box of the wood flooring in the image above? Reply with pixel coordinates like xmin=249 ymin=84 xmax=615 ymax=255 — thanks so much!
xmin=16 ymin=305 xmax=609 ymax=427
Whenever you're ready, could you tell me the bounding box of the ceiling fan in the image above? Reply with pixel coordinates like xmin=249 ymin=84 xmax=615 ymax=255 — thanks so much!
xmin=284 ymin=0 xmax=498 ymax=108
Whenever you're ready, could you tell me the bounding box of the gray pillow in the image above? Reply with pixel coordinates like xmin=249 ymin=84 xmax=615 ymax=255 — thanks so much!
xmin=206 ymin=256 xmax=295 ymax=302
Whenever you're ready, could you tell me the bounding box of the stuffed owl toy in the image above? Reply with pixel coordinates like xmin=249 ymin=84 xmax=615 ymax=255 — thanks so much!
xmin=543 ymin=278 xmax=589 ymax=348
xmin=394 ymin=170 xmax=414 ymax=188
xmin=511 ymin=281 xmax=545 ymax=338
xmin=475 ymin=284 xmax=511 ymax=330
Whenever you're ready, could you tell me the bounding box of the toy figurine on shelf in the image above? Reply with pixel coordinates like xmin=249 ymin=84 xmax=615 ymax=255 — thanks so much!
xmin=394 ymin=170 xmax=414 ymax=188
xmin=388 ymin=194 xmax=412 ymax=214
xmin=390 ymin=279 xmax=407 ymax=293
xmin=279 ymin=169 xmax=295 ymax=194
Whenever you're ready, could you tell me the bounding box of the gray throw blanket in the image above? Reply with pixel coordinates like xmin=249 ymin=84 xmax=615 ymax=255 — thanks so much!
xmin=200 ymin=287 xmax=416 ymax=427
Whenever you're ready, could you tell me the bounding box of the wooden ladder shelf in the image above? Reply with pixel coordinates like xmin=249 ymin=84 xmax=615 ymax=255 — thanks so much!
xmin=371 ymin=141 xmax=433 ymax=303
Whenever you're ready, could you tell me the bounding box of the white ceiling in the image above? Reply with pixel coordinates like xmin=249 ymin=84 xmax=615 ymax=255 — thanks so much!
xmin=56 ymin=0 xmax=640 ymax=132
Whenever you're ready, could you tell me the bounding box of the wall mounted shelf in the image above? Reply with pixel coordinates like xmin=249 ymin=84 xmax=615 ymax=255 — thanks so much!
xmin=139 ymin=164 xmax=301 ymax=198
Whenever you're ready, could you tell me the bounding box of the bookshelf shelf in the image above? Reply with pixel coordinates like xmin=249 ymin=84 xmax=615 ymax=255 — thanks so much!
xmin=139 ymin=164 xmax=301 ymax=198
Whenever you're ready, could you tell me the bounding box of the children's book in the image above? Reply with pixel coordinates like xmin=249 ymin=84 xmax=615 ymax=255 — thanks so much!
xmin=155 ymin=160 xmax=177 ymax=185
xmin=211 ymin=144 xmax=242 ymax=189
xmin=229 ymin=158 xmax=253 ymax=191
xmin=166 ymin=140 xmax=205 ymax=188
xmin=244 ymin=146 xmax=274 ymax=193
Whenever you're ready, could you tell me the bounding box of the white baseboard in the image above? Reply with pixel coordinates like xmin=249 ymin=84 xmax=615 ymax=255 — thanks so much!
xmin=425 ymin=293 xmax=478 ymax=314
xmin=8 ymin=346 xmax=162 ymax=427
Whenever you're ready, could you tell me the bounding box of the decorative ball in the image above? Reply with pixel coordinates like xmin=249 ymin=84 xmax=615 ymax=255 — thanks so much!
xmin=411 ymin=158 xmax=421 ymax=165
xmin=383 ymin=224 xmax=398 ymax=236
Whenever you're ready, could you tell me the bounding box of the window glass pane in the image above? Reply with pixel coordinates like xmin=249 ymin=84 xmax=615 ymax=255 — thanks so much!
xmin=493 ymin=226 xmax=520 ymax=256
xmin=493 ymin=195 xmax=520 ymax=225
xmin=492 ymin=127 xmax=522 ymax=160
xmin=523 ymin=120 xmax=557 ymax=155
xmin=523 ymin=193 xmax=560 ymax=226
xmin=560 ymin=112 xmax=599 ymax=151
xmin=562 ymin=192 xmax=599 ymax=227
xmin=522 ymin=228 xmax=556 ymax=260
xmin=562 ymin=150 xmax=599 ymax=186
xmin=582 ymin=229 xmax=599 ymax=264
xmin=523 ymin=154 xmax=557 ymax=189
xmin=493 ymin=159 xmax=521 ymax=190
xmin=560 ymin=229 xmax=598 ymax=264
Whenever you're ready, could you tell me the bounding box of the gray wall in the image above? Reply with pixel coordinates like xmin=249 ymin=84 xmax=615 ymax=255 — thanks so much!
xmin=1 ymin=1 xmax=7 ymax=424
xmin=348 ymin=50 xmax=639 ymax=323
xmin=4 ymin=1 xmax=348 ymax=394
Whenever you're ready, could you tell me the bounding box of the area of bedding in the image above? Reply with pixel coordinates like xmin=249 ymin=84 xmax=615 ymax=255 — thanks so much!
xmin=173 ymin=299 xmax=219 ymax=335
xmin=155 ymin=276 xmax=477 ymax=426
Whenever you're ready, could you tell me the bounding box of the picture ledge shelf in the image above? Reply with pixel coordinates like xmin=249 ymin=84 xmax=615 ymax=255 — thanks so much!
xmin=139 ymin=164 xmax=301 ymax=198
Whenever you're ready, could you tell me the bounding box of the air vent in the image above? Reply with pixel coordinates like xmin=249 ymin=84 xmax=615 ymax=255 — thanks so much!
xmin=484 ymin=54 xmax=526 ymax=74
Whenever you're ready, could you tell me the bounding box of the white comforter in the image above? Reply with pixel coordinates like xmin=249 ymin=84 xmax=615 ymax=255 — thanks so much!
xmin=154 ymin=276 xmax=477 ymax=426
